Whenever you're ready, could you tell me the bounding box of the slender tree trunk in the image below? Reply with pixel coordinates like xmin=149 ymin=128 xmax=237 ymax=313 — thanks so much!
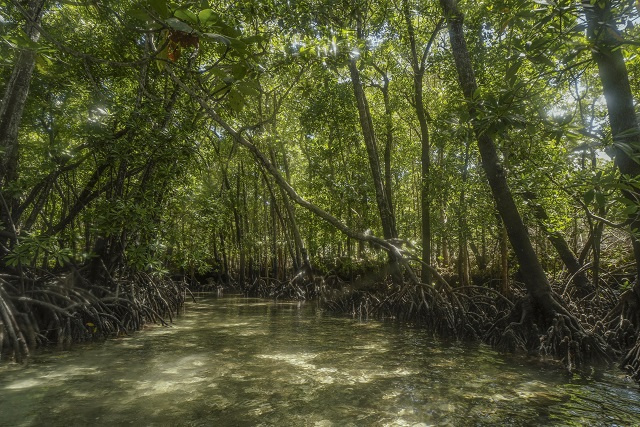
xmin=235 ymin=170 xmax=245 ymax=287
xmin=272 ymin=148 xmax=304 ymax=272
xmin=526 ymin=194 xmax=591 ymax=293
xmin=457 ymin=142 xmax=471 ymax=286
xmin=220 ymin=231 xmax=229 ymax=284
xmin=379 ymin=74 xmax=395 ymax=223
xmin=500 ymin=221 xmax=510 ymax=296
xmin=0 ymin=0 xmax=46 ymax=185
xmin=348 ymin=59 xmax=396 ymax=240
xmin=0 ymin=0 xmax=46 ymax=258
xmin=440 ymin=0 xmax=554 ymax=306
xmin=440 ymin=205 xmax=450 ymax=266
xmin=582 ymin=0 xmax=640 ymax=286
xmin=402 ymin=2 xmax=443 ymax=282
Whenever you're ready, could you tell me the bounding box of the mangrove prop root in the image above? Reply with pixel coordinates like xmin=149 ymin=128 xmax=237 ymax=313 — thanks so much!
xmin=0 ymin=269 xmax=186 ymax=363
xmin=622 ymin=339 xmax=640 ymax=382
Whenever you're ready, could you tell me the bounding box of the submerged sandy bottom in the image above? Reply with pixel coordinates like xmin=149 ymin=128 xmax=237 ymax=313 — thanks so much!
xmin=1 ymin=295 xmax=639 ymax=426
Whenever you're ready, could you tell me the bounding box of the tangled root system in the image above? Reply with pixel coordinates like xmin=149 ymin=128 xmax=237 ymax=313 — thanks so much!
xmin=0 ymin=269 xmax=187 ymax=363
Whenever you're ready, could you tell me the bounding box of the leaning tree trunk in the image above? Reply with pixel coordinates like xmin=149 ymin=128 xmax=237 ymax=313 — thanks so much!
xmin=582 ymin=0 xmax=640 ymax=380
xmin=440 ymin=0 xmax=612 ymax=367
xmin=348 ymin=57 xmax=403 ymax=285
xmin=440 ymin=0 xmax=553 ymax=306
xmin=439 ymin=0 xmax=606 ymax=367
xmin=348 ymin=59 xmax=397 ymax=240
xmin=582 ymin=0 xmax=640 ymax=286
xmin=0 ymin=0 xmax=47 ymax=256
xmin=523 ymin=192 xmax=591 ymax=295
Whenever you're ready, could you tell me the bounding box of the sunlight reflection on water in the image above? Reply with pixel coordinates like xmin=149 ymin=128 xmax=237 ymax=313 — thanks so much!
xmin=0 ymin=294 xmax=639 ymax=426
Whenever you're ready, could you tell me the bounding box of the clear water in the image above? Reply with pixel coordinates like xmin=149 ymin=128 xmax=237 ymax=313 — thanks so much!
xmin=1 ymin=295 xmax=639 ymax=426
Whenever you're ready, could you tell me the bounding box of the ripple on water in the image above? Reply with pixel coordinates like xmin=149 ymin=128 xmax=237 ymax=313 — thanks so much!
xmin=0 ymin=295 xmax=639 ymax=426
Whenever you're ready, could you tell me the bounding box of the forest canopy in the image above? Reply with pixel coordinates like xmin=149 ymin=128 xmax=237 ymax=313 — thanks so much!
xmin=1 ymin=0 xmax=640 ymax=379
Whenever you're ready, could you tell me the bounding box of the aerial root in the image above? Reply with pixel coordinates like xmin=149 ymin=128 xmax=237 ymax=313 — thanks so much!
xmin=621 ymin=339 xmax=640 ymax=382
xmin=482 ymin=293 xmax=614 ymax=373
xmin=599 ymin=284 xmax=640 ymax=380
xmin=0 ymin=270 xmax=187 ymax=363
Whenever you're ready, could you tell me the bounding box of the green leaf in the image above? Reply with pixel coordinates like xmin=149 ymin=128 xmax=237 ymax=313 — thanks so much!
xmin=2 ymin=34 xmax=39 ymax=50
xmin=210 ymin=21 xmax=241 ymax=38
xmin=230 ymin=63 xmax=247 ymax=79
xmin=211 ymin=82 xmax=231 ymax=94
xmin=198 ymin=8 xmax=216 ymax=24
xmin=228 ymin=88 xmax=244 ymax=112
xmin=506 ymin=61 xmax=521 ymax=85
xmin=129 ymin=6 xmax=152 ymax=21
xmin=202 ymin=32 xmax=230 ymax=46
xmin=623 ymin=203 xmax=639 ymax=216
xmin=236 ymin=81 xmax=260 ymax=97
xmin=229 ymin=38 xmax=248 ymax=55
xmin=529 ymin=53 xmax=555 ymax=68
xmin=166 ymin=17 xmax=194 ymax=33
xmin=243 ymin=35 xmax=264 ymax=45
xmin=612 ymin=139 xmax=640 ymax=164
xmin=583 ymin=189 xmax=595 ymax=204
xmin=149 ymin=0 xmax=169 ymax=18
xmin=174 ymin=9 xmax=198 ymax=24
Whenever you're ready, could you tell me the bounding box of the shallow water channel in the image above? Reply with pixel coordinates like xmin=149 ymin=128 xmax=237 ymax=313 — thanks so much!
xmin=1 ymin=295 xmax=639 ymax=426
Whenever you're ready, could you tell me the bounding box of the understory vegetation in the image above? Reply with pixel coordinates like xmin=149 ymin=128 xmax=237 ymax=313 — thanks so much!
xmin=2 ymin=0 xmax=640 ymax=382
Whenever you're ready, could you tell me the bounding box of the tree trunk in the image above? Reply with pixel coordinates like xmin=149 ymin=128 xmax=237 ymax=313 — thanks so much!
xmin=500 ymin=221 xmax=510 ymax=296
xmin=402 ymin=1 xmax=442 ymax=282
xmin=440 ymin=0 xmax=554 ymax=306
xmin=272 ymin=147 xmax=304 ymax=272
xmin=0 ymin=0 xmax=46 ymax=258
xmin=0 ymin=0 xmax=46 ymax=185
xmin=348 ymin=59 xmax=396 ymax=240
xmin=582 ymin=0 xmax=640 ymax=285
xmin=380 ymin=75 xmax=395 ymax=226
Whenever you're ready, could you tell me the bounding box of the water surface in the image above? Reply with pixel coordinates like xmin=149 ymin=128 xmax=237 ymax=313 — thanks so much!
xmin=1 ymin=294 xmax=639 ymax=426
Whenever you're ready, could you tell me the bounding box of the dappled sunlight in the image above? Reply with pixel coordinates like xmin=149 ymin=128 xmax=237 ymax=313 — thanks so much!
xmin=4 ymin=378 xmax=45 ymax=390
xmin=1 ymin=295 xmax=639 ymax=425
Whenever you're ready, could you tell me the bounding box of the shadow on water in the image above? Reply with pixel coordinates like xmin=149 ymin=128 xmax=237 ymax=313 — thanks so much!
xmin=1 ymin=294 xmax=639 ymax=426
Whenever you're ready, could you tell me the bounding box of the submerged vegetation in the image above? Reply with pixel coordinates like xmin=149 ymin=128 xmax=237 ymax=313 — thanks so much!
xmin=1 ymin=0 xmax=640 ymax=383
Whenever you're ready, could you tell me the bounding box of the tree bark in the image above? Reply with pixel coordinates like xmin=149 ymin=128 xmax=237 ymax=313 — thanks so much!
xmin=582 ymin=0 xmax=640 ymax=285
xmin=440 ymin=0 xmax=554 ymax=305
xmin=402 ymin=2 xmax=443 ymax=282
xmin=0 ymin=0 xmax=46 ymax=185
xmin=348 ymin=59 xmax=397 ymax=240
xmin=376 ymin=70 xmax=395 ymax=226
xmin=500 ymin=221 xmax=510 ymax=296
xmin=0 ymin=0 xmax=46 ymax=258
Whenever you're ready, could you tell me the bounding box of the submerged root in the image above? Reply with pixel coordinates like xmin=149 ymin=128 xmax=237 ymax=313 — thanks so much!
xmin=485 ymin=293 xmax=614 ymax=372
xmin=323 ymin=279 xmax=485 ymax=340
xmin=601 ymin=283 xmax=640 ymax=380
xmin=621 ymin=339 xmax=640 ymax=382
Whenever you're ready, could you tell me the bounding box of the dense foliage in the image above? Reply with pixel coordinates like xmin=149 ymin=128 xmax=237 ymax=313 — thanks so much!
xmin=1 ymin=0 xmax=640 ymax=379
